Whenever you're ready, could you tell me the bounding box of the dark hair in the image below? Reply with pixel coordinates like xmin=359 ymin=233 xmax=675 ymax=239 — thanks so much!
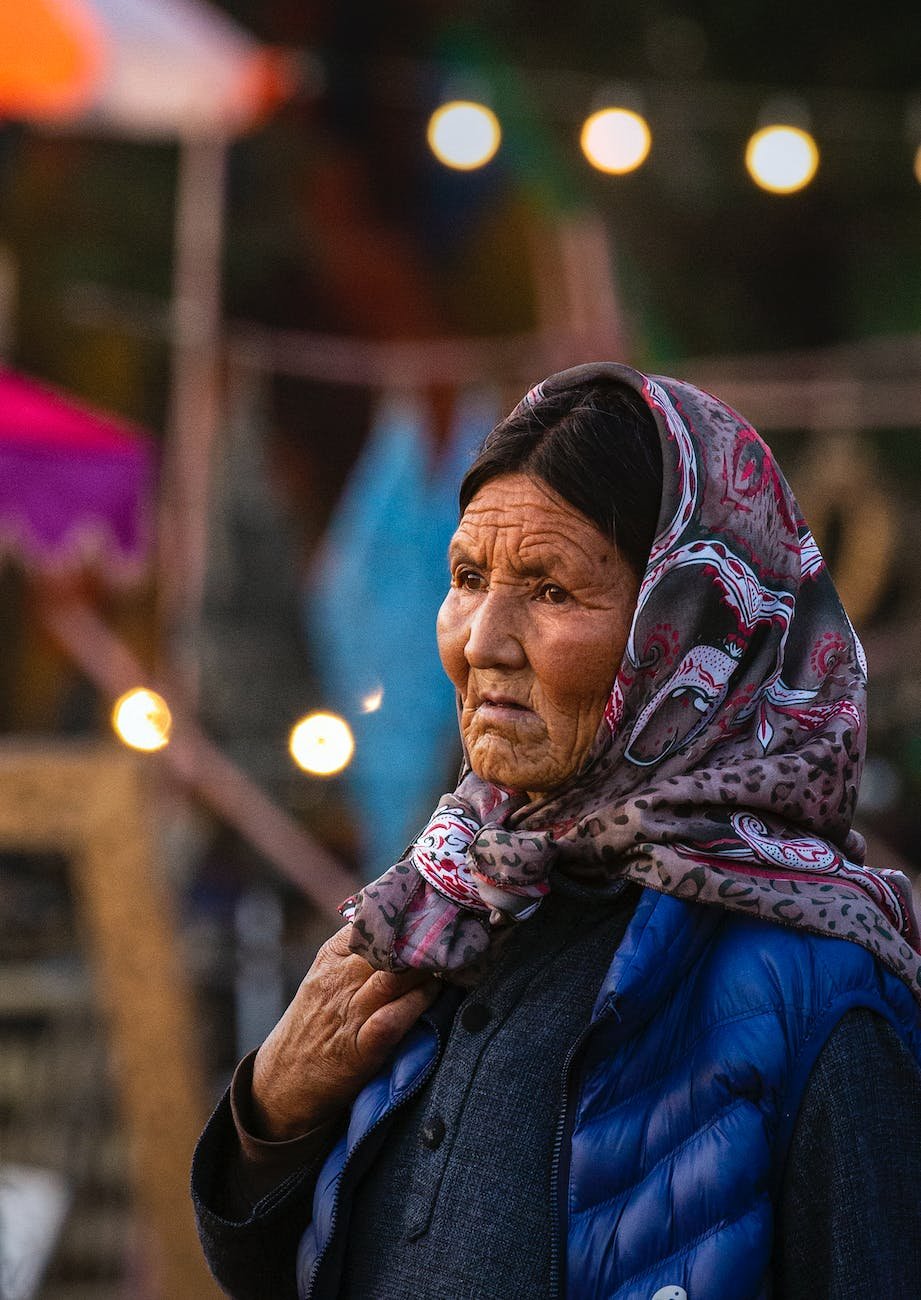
xmin=459 ymin=381 xmax=663 ymax=577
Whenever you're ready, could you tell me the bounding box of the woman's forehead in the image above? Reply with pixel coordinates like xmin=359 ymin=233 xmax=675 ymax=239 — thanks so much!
xmin=456 ymin=472 xmax=598 ymax=533
xmin=449 ymin=474 xmax=616 ymax=570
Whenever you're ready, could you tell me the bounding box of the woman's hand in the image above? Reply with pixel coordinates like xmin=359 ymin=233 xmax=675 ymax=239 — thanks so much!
xmin=250 ymin=925 xmax=440 ymax=1141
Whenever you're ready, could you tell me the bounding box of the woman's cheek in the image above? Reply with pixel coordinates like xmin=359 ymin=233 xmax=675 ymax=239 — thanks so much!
xmin=537 ymin=623 xmax=623 ymax=721
xmin=436 ymin=591 xmax=466 ymax=687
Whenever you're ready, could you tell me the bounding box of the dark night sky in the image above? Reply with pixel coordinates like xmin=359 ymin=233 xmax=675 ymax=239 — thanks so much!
xmin=212 ymin=0 xmax=921 ymax=359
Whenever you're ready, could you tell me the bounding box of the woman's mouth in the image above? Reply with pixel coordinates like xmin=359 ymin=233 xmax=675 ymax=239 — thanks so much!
xmin=476 ymin=695 xmax=534 ymax=721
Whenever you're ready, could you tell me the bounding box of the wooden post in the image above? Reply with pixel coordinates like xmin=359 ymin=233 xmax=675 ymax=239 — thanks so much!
xmin=159 ymin=135 xmax=228 ymax=706
xmin=0 ymin=742 xmax=221 ymax=1299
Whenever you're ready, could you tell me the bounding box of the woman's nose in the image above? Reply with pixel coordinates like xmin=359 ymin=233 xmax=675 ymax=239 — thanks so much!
xmin=464 ymin=593 xmax=527 ymax=670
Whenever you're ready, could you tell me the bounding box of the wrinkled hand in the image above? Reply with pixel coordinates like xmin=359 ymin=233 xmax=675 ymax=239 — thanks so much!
xmin=251 ymin=925 xmax=440 ymax=1141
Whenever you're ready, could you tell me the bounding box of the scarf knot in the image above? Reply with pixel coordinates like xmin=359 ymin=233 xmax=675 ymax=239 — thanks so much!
xmin=341 ymin=799 xmax=552 ymax=972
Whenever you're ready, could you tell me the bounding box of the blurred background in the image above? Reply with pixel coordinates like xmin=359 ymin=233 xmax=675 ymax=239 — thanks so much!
xmin=0 ymin=1 xmax=919 ymax=1296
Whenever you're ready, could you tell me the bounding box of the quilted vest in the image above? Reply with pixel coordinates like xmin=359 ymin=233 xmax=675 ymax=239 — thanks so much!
xmin=296 ymin=889 xmax=921 ymax=1300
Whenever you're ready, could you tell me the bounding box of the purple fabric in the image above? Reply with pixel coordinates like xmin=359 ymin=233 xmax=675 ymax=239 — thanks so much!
xmin=0 ymin=369 xmax=155 ymax=582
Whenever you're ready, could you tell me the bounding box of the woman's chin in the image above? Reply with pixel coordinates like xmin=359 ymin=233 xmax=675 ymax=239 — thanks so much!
xmin=467 ymin=748 xmax=555 ymax=798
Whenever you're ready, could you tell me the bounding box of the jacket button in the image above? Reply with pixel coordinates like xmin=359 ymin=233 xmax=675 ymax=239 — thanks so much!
xmin=460 ymin=1002 xmax=492 ymax=1033
xmin=421 ymin=1116 xmax=446 ymax=1150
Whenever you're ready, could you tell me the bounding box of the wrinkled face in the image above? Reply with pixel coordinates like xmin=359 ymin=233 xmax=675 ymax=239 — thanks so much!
xmin=437 ymin=473 xmax=640 ymax=797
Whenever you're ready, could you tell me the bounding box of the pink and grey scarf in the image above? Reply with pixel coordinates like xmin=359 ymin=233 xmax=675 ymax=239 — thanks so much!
xmin=342 ymin=362 xmax=921 ymax=1003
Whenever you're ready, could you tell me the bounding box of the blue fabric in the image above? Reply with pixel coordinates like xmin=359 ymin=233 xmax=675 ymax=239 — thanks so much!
xmin=295 ymin=891 xmax=921 ymax=1300
xmin=296 ymin=1016 xmax=444 ymax=1296
xmin=335 ymin=879 xmax=638 ymax=1299
xmin=305 ymin=390 xmax=496 ymax=880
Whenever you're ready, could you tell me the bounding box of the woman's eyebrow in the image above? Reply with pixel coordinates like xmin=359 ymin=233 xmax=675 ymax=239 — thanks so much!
xmin=447 ymin=540 xmax=576 ymax=578
xmin=447 ymin=541 xmax=477 ymax=566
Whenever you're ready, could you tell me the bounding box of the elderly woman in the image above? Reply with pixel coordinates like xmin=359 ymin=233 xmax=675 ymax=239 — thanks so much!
xmin=193 ymin=363 xmax=921 ymax=1300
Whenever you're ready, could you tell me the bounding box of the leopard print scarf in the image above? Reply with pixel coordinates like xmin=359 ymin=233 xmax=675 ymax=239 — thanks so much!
xmin=342 ymin=362 xmax=921 ymax=1002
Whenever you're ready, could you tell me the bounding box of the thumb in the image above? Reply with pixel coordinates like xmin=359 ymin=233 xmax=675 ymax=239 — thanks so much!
xmin=355 ymin=980 xmax=440 ymax=1063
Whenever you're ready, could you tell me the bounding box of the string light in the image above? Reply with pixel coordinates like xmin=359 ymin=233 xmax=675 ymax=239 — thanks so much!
xmin=289 ymin=711 xmax=355 ymax=776
xmin=112 ymin=687 xmax=172 ymax=752
xmin=427 ymin=100 xmax=501 ymax=170
xmin=745 ymin=124 xmax=819 ymax=194
xmin=580 ymin=107 xmax=652 ymax=174
xmin=269 ymin=47 xmax=920 ymax=191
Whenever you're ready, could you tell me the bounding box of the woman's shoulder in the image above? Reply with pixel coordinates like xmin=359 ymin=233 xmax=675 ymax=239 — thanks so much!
xmin=775 ymin=1006 xmax=921 ymax=1298
xmin=653 ymin=891 xmax=921 ymax=1050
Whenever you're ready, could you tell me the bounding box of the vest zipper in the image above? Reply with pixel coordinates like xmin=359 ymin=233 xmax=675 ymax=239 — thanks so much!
xmin=549 ymin=995 xmax=622 ymax=1300
xmin=303 ymin=1028 xmax=443 ymax=1299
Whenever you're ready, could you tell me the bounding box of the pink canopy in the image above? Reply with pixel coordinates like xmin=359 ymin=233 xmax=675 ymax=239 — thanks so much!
xmin=0 ymin=368 xmax=155 ymax=585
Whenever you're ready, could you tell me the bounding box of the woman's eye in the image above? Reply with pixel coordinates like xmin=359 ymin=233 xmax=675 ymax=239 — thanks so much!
xmin=538 ymin=582 xmax=569 ymax=605
xmin=457 ymin=568 xmax=486 ymax=591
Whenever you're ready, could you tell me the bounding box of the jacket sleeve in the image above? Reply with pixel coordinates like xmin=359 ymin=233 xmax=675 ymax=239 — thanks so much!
xmin=191 ymin=1053 xmax=341 ymax=1299
xmin=775 ymin=1006 xmax=921 ymax=1298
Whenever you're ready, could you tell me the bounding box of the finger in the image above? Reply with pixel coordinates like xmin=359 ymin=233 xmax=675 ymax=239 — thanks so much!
xmin=312 ymin=925 xmax=374 ymax=983
xmin=318 ymin=923 xmax=361 ymax=962
xmin=347 ymin=966 xmax=436 ymax=1018
xmin=355 ymin=980 xmax=441 ymax=1061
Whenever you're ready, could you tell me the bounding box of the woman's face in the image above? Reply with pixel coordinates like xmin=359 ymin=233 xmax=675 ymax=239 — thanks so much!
xmin=437 ymin=472 xmax=640 ymax=798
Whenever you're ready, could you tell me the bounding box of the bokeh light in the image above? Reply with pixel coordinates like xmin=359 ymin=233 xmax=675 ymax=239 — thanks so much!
xmin=289 ymin=711 xmax=355 ymax=776
xmin=580 ymin=108 xmax=652 ymax=174
xmin=360 ymin=686 xmax=384 ymax=714
xmin=745 ymin=125 xmax=819 ymax=194
xmin=111 ymin=687 xmax=172 ymax=752
xmin=426 ymin=100 xmax=501 ymax=170
xmin=913 ymin=143 xmax=921 ymax=185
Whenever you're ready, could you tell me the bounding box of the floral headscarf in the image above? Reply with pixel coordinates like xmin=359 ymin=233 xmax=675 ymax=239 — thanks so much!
xmin=342 ymin=362 xmax=921 ymax=1003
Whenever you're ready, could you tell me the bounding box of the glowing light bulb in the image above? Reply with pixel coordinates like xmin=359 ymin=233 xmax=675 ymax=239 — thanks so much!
xmin=112 ymin=687 xmax=172 ymax=752
xmin=289 ymin=712 xmax=354 ymax=776
xmin=360 ymin=686 xmax=384 ymax=714
xmin=913 ymin=143 xmax=921 ymax=185
xmin=745 ymin=125 xmax=819 ymax=194
xmin=580 ymin=108 xmax=651 ymax=174
xmin=427 ymin=100 xmax=501 ymax=170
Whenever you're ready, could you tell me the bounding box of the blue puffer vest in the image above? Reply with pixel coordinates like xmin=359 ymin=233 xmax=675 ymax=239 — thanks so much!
xmin=296 ymin=888 xmax=921 ymax=1300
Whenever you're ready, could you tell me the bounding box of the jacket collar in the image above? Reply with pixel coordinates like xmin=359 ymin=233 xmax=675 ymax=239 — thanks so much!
xmin=593 ymin=887 xmax=724 ymax=1027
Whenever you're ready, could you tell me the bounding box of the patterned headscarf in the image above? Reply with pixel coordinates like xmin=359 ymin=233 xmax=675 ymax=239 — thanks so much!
xmin=342 ymin=362 xmax=921 ymax=1002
